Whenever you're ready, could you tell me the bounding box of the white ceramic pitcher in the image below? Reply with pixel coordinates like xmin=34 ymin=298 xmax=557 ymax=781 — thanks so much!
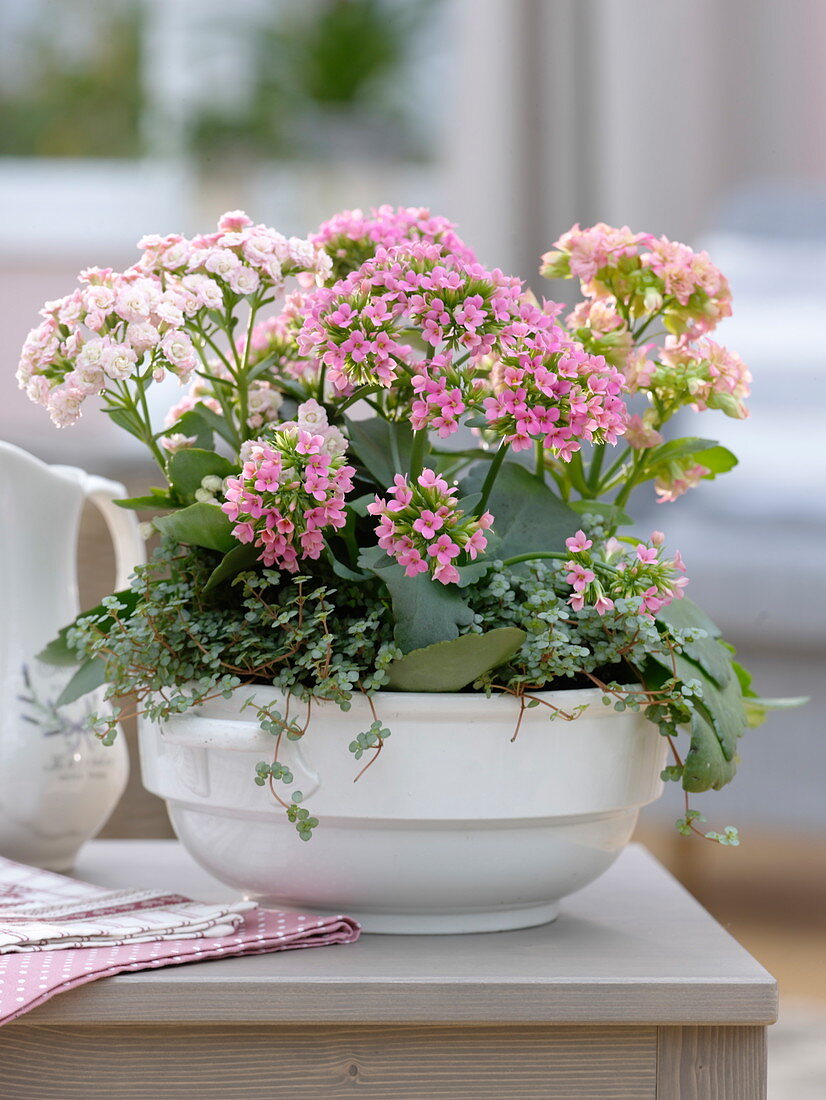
xmin=0 ymin=441 xmax=145 ymax=870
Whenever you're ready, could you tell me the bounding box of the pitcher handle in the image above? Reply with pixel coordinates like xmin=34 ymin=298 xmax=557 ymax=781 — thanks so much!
xmin=82 ymin=475 xmax=146 ymax=590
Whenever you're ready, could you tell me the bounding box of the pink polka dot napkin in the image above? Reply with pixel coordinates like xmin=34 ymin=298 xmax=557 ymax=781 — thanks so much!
xmin=0 ymin=856 xmax=360 ymax=1025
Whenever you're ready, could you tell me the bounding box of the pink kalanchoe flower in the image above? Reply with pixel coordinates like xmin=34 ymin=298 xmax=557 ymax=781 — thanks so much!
xmin=311 ymin=204 xmax=477 ymax=279
xmin=541 ymin=223 xmax=652 ymax=284
xmin=654 ymin=462 xmax=711 ymax=503
xmin=543 ymin=224 xmax=732 ymax=342
xmin=367 ymin=467 xmax=493 ymax=585
xmin=483 ymin=300 xmax=627 ymax=460
xmin=298 ymin=242 xmax=522 ymax=393
xmin=18 ymin=266 xmax=199 ymax=424
xmin=657 ymin=337 xmax=751 ymax=419
xmin=565 ymin=530 xmax=593 ymax=553
xmin=563 ymin=529 xmax=688 ymax=618
xmin=624 ymin=413 xmax=663 ymax=450
xmin=222 ymin=426 xmax=354 ymax=572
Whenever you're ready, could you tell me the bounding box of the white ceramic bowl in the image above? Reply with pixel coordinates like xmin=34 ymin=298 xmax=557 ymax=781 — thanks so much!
xmin=139 ymin=687 xmax=667 ymax=933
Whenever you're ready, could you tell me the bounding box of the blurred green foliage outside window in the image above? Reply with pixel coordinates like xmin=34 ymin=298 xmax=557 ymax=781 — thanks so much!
xmin=0 ymin=1 xmax=143 ymax=158
xmin=0 ymin=0 xmax=440 ymax=163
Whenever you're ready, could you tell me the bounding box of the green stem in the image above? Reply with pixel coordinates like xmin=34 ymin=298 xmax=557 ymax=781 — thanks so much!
xmin=476 ymin=440 xmax=510 ymax=516
xmin=595 ymin=445 xmax=633 ymax=494
xmin=237 ymin=302 xmax=260 ymax=442
xmin=136 ymin=377 xmax=166 ymax=471
xmin=502 ymin=551 xmax=567 ymax=568
xmin=408 ymin=428 xmax=429 ymax=482
xmin=534 ymin=440 xmax=545 ymax=482
xmin=586 ymin=443 xmax=605 ymax=494
xmin=502 ymin=551 xmax=621 ymax=577
xmin=336 ymin=383 xmax=381 ymax=416
xmin=193 ymin=344 xmax=241 ymax=450
xmin=614 ymin=452 xmax=649 ymax=508
xmin=567 ymin=450 xmax=590 ymax=497
xmin=193 ymin=322 xmax=236 ymax=378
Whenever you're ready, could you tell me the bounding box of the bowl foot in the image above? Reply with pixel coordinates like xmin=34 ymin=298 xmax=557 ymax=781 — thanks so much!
xmin=247 ymin=897 xmax=561 ymax=935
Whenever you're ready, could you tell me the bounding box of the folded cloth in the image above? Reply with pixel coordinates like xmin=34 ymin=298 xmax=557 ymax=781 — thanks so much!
xmin=0 ymin=857 xmax=258 ymax=952
xmin=0 ymin=856 xmax=361 ymax=1026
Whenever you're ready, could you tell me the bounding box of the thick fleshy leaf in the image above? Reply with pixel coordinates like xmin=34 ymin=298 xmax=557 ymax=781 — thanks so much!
xmin=648 ymin=437 xmax=718 ymax=464
xmin=385 ymin=627 xmax=527 ymax=692
xmin=570 ymin=500 xmax=633 ymax=527
xmin=37 ymin=589 xmax=141 ymax=666
xmin=652 ymin=647 xmax=746 ymax=764
xmin=657 ymin=598 xmax=731 ymax=688
xmin=346 ymin=416 xmax=413 ymax=489
xmin=359 ymin=546 xmax=475 ymax=653
xmin=163 ymin=409 xmax=215 ymax=450
xmin=154 ymin=503 xmax=236 ymax=554
xmin=682 ymin=710 xmax=738 ymax=792
xmin=104 ymin=407 xmax=148 ymax=443
xmin=462 ymin=461 xmax=581 ymax=560
xmin=203 ymin=543 xmax=262 ymax=592
xmin=113 ymin=492 xmax=175 ymax=511
xmin=56 ymin=658 xmax=107 ymax=707
xmin=691 ymin=445 xmax=738 ymax=478
xmin=167 ymin=449 xmax=238 ymax=501
xmin=187 ymin=403 xmax=237 ymax=446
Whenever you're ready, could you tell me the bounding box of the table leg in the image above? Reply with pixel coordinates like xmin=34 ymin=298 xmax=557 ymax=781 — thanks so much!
xmin=656 ymin=1026 xmax=767 ymax=1099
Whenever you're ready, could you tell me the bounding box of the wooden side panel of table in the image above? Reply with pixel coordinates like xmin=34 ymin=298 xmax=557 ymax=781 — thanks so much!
xmin=0 ymin=1023 xmax=767 ymax=1099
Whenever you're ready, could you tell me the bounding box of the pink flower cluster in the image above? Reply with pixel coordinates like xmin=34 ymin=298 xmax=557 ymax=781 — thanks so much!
xmin=541 ymin=223 xmax=732 ymax=342
xmin=654 ymin=460 xmax=711 ymax=504
xmin=544 ymin=223 xmax=650 ymax=283
xmin=298 ymin=243 xmax=522 ymax=393
xmin=277 ymin=399 xmax=348 ymax=459
xmin=409 ymin=353 xmax=492 ymax=438
xmin=658 ymin=337 xmax=751 ymax=419
xmin=221 ymin=426 xmax=354 ymax=572
xmin=139 ymin=210 xmax=331 ymax=297
xmin=624 ymin=413 xmax=664 ymax=451
xmin=367 ymin=468 xmax=493 ymax=585
xmin=643 ymin=238 xmax=728 ymax=311
xmin=483 ymin=301 xmax=627 ymax=460
xmin=311 ymin=205 xmax=477 ymax=278
xmin=17 ymin=268 xmax=197 ymax=427
xmin=564 ymin=529 xmax=688 ymax=617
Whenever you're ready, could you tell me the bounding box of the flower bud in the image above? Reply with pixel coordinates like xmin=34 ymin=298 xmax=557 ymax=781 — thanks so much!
xmin=539 ymin=250 xmax=570 ymax=279
xmin=643 ymin=287 xmax=663 ymax=313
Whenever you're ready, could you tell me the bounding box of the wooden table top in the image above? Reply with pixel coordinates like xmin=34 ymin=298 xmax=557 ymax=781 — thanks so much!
xmin=24 ymin=841 xmax=776 ymax=1028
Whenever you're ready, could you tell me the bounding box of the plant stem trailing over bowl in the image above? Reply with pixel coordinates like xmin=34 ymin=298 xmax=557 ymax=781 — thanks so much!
xmin=25 ymin=206 xmax=801 ymax=843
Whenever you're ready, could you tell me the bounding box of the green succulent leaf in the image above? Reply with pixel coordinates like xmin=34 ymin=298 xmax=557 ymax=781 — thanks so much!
xmin=359 ymin=545 xmax=475 ymax=653
xmin=37 ymin=589 xmax=142 ymax=666
xmin=167 ymin=449 xmax=238 ymax=501
xmin=648 ymin=437 xmax=718 ymax=464
xmin=462 ymin=461 xmax=581 ymax=560
xmin=385 ymin=627 xmax=527 ymax=692
xmin=154 ymin=503 xmax=236 ymax=554
xmin=113 ymin=490 xmax=175 ymax=511
xmin=690 ymin=445 xmax=738 ymax=478
xmin=203 ymin=543 xmax=262 ymax=592
xmin=648 ymin=642 xmax=745 ymax=778
xmin=682 ymin=710 xmax=738 ymax=792
xmin=346 ymin=416 xmax=413 ymax=488
xmin=56 ymin=657 xmax=107 ymax=707
xmin=657 ymin=598 xmax=731 ymax=687
xmin=162 ymin=409 xmax=215 ymax=450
